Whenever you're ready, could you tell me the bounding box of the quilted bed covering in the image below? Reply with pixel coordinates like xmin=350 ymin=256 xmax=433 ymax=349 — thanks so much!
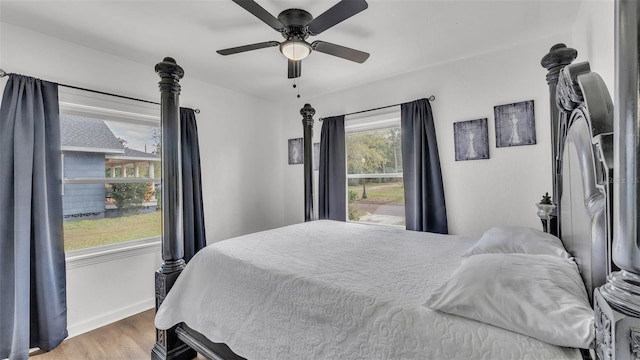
xmin=155 ymin=220 xmax=581 ymax=360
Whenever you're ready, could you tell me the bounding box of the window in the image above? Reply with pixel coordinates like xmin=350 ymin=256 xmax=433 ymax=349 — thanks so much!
xmin=346 ymin=109 xmax=404 ymax=226
xmin=59 ymin=95 xmax=161 ymax=254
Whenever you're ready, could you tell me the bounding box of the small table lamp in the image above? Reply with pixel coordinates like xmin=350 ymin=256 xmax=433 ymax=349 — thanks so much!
xmin=536 ymin=192 xmax=555 ymax=233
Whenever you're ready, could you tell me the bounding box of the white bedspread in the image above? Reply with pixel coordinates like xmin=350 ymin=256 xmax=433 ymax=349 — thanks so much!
xmin=155 ymin=220 xmax=580 ymax=360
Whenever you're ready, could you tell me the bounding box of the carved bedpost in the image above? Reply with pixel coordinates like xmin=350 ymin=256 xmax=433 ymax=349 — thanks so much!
xmin=151 ymin=57 xmax=197 ymax=360
xmin=594 ymin=1 xmax=640 ymax=359
xmin=541 ymin=43 xmax=578 ymax=236
xmin=301 ymin=103 xmax=315 ymax=222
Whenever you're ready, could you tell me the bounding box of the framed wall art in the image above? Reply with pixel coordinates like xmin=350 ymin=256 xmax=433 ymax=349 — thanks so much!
xmin=454 ymin=118 xmax=489 ymax=161
xmin=288 ymin=138 xmax=303 ymax=165
xmin=494 ymin=100 xmax=536 ymax=147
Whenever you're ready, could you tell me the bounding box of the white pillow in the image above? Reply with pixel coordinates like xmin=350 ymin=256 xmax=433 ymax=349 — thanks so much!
xmin=462 ymin=226 xmax=571 ymax=259
xmin=424 ymin=253 xmax=593 ymax=349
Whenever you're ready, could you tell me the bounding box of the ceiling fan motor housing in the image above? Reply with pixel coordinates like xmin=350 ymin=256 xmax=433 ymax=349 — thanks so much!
xmin=278 ymin=9 xmax=313 ymax=40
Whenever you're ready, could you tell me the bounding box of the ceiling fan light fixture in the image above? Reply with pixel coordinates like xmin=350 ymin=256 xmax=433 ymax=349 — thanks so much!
xmin=280 ymin=39 xmax=311 ymax=61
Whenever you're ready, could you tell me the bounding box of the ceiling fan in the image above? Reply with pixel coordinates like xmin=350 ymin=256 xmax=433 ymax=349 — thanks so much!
xmin=217 ymin=0 xmax=370 ymax=79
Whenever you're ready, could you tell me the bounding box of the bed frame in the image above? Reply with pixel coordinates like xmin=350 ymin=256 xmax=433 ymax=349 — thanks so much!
xmin=150 ymin=1 xmax=640 ymax=359
xmin=592 ymin=1 xmax=640 ymax=359
xmin=541 ymin=45 xmax=614 ymax=298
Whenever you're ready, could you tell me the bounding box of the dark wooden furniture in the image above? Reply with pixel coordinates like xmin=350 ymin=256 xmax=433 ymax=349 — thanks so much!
xmin=540 ymin=46 xmax=613 ymax=298
xmin=300 ymin=103 xmax=316 ymax=222
xmin=151 ymin=57 xmax=196 ymax=360
xmin=592 ymin=1 xmax=640 ymax=359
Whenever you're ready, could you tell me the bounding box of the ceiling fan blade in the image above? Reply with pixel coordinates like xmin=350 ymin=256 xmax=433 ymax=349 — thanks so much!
xmin=307 ymin=0 xmax=368 ymax=35
xmin=232 ymin=0 xmax=285 ymax=31
xmin=311 ymin=41 xmax=369 ymax=63
xmin=217 ymin=41 xmax=280 ymax=55
xmin=288 ymin=59 xmax=301 ymax=79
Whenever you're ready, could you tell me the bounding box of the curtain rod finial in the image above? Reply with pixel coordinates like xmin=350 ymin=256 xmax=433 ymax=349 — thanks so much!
xmin=0 ymin=69 xmax=7 ymax=77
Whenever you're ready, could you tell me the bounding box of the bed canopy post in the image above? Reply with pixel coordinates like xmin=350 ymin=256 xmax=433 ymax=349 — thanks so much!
xmin=151 ymin=57 xmax=196 ymax=360
xmin=594 ymin=1 xmax=640 ymax=359
xmin=301 ymin=103 xmax=315 ymax=222
xmin=541 ymin=44 xmax=578 ymax=236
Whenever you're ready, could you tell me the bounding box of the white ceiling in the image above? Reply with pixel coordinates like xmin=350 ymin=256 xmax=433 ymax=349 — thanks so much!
xmin=0 ymin=0 xmax=580 ymax=104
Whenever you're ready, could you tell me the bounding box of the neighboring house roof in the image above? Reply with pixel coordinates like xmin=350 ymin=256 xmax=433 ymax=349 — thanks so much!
xmin=60 ymin=114 xmax=125 ymax=154
xmin=106 ymin=148 xmax=160 ymax=162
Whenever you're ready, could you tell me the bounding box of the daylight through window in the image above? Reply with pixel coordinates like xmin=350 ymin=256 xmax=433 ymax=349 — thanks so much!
xmin=345 ymin=109 xmax=405 ymax=227
xmin=61 ymin=111 xmax=161 ymax=252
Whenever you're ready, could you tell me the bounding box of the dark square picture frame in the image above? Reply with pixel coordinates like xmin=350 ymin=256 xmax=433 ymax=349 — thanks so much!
xmin=494 ymin=100 xmax=536 ymax=147
xmin=454 ymin=118 xmax=489 ymax=161
xmin=288 ymin=138 xmax=303 ymax=165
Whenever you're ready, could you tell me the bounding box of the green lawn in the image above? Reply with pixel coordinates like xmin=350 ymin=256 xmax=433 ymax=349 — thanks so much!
xmin=348 ymin=181 xmax=404 ymax=204
xmin=63 ymin=212 xmax=161 ymax=251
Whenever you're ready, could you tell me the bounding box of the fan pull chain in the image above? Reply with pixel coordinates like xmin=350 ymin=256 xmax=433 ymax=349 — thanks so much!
xmin=292 ymin=78 xmax=301 ymax=98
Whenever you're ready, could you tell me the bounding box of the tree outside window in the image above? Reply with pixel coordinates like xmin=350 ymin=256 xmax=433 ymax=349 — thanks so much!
xmin=346 ymin=125 xmax=405 ymax=227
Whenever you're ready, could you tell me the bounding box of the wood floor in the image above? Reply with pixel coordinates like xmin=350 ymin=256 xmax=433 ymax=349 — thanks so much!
xmin=29 ymin=309 xmax=206 ymax=360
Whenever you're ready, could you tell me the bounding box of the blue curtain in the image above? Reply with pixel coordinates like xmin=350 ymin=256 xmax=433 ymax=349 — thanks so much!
xmin=180 ymin=108 xmax=206 ymax=262
xmin=0 ymin=75 xmax=68 ymax=359
xmin=401 ymin=99 xmax=448 ymax=233
xmin=318 ymin=115 xmax=346 ymax=221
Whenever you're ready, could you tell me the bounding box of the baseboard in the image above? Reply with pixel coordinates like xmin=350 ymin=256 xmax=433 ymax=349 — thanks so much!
xmin=67 ymin=298 xmax=155 ymax=338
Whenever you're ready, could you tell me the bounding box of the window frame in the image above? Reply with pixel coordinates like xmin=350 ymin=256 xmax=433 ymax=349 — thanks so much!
xmin=59 ymin=90 xmax=162 ymax=261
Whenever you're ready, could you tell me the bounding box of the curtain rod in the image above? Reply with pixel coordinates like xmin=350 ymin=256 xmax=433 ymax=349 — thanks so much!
xmin=0 ymin=68 xmax=200 ymax=114
xmin=318 ymin=95 xmax=435 ymax=121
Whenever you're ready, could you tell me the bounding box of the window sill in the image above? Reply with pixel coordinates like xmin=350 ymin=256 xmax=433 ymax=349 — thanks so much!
xmin=348 ymin=220 xmax=406 ymax=229
xmin=65 ymin=237 xmax=161 ymax=269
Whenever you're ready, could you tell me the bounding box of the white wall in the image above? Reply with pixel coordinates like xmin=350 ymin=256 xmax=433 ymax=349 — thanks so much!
xmin=572 ymin=0 xmax=615 ymax=94
xmin=0 ymin=22 xmax=285 ymax=336
xmin=281 ymin=35 xmax=577 ymax=238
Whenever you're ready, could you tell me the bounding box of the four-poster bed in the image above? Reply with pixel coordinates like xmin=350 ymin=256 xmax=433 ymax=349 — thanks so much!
xmin=150 ymin=1 xmax=640 ymax=359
